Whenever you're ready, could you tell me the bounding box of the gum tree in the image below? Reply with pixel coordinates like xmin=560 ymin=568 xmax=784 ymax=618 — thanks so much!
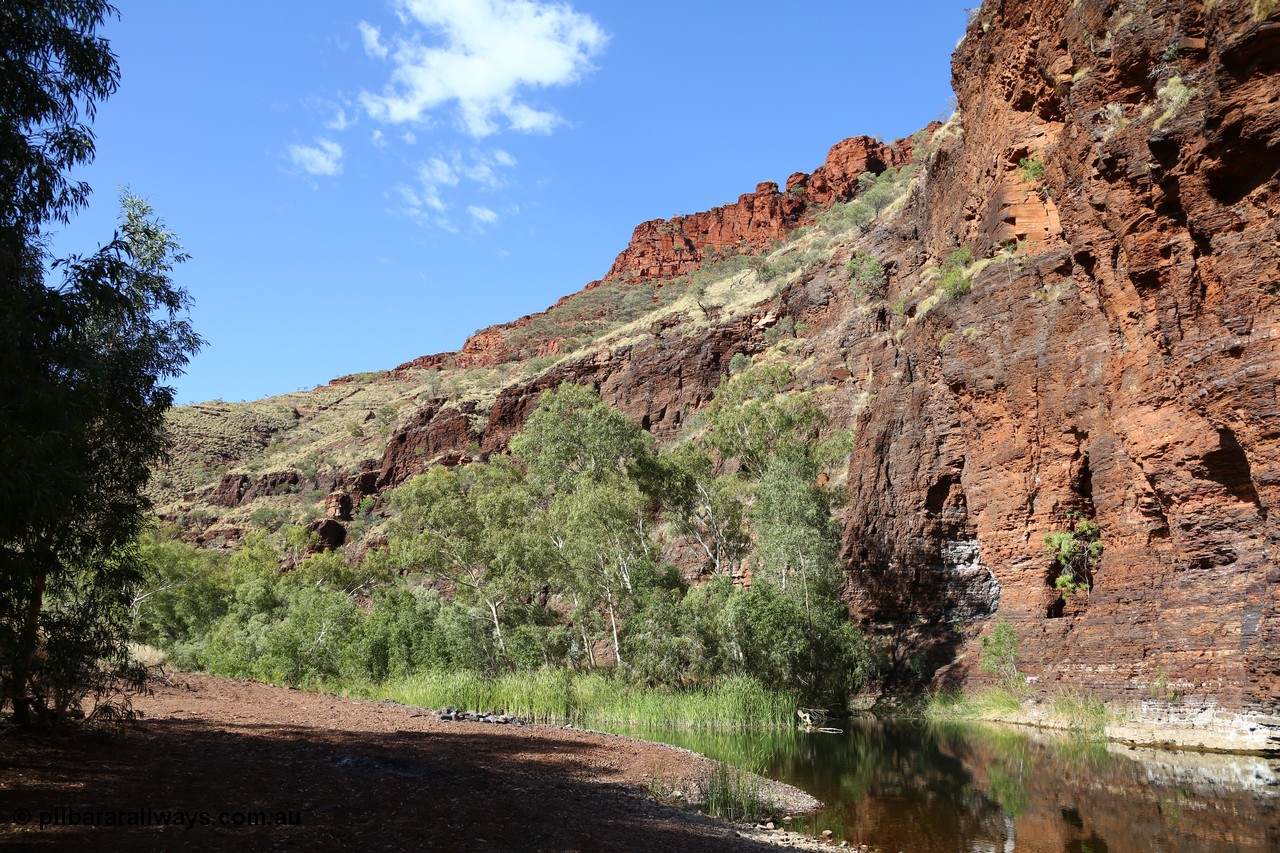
xmin=1 ymin=2 xmax=202 ymax=725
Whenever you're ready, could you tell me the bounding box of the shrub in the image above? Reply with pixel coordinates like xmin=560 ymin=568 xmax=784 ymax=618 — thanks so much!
xmin=727 ymin=352 xmax=752 ymax=375
xmin=1153 ymin=76 xmax=1195 ymax=130
xmin=932 ymin=247 xmax=975 ymax=299
xmin=855 ymin=165 xmax=915 ymax=215
xmin=816 ymin=200 xmax=874 ymax=234
xmin=1099 ymin=103 xmax=1129 ymax=141
xmin=846 ymin=250 xmax=887 ymax=297
xmin=979 ymin=622 xmax=1022 ymax=688
xmin=763 ymin=316 xmax=795 ymax=344
xmin=1015 ymin=157 xmax=1045 ymax=182
xmin=1044 ymin=511 xmax=1102 ymax=599
xmin=248 ymin=506 xmax=291 ymax=532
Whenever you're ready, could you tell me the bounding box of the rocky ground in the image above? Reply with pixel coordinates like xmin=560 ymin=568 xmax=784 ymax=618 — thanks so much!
xmin=0 ymin=674 xmax=838 ymax=852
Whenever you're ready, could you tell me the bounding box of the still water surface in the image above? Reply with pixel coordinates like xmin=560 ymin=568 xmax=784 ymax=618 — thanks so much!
xmin=605 ymin=718 xmax=1279 ymax=852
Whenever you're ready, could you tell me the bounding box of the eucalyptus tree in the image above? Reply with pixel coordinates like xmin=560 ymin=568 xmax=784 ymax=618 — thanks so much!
xmin=386 ymin=460 xmax=551 ymax=665
xmin=1 ymin=0 xmax=203 ymax=727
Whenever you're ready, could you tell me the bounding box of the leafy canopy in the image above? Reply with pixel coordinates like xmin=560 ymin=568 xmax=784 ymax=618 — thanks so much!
xmin=0 ymin=2 xmax=201 ymax=726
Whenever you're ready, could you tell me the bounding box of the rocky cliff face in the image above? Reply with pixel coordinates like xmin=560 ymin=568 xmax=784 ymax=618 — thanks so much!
xmin=171 ymin=0 xmax=1279 ymax=717
xmin=837 ymin=0 xmax=1279 ymax=712
xmin=602 ymin=135 xmax=917 ymax=283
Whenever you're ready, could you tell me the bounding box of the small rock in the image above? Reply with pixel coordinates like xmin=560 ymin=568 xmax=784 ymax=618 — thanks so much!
xmin=765 ymin=821 xmax=775 ymax=830
xmin=821 ymin=830 xmax=833 ymax=837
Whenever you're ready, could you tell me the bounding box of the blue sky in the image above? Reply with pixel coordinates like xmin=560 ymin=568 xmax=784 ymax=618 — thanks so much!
xmin=54 ymin=1 xmax=971 ymax=404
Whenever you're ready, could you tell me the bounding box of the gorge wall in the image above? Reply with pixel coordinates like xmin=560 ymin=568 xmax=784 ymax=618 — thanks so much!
xmin=836 ymin=0 xmax=1279 ymax=713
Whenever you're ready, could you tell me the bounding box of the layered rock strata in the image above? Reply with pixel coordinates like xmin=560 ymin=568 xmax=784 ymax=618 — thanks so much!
xmin=838 ymin=0 xmax=1279 ymax=714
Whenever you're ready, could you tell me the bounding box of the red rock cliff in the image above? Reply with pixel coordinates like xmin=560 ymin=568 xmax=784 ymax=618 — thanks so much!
xmin=835 ymin=0 xmax=1279 ymax=713
xmin=603 ymin=135 xmax=917 ymax=283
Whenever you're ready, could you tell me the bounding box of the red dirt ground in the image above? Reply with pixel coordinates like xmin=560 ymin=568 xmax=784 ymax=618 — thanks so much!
xmin=0 ymin=674 xmax=834 ymax=852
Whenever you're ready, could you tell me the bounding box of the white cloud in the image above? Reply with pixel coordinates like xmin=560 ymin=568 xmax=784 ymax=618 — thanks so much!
xmin=398 ymin=183 xmax=446 ymax=213
xmin=371 ymin=129 xmax=387 ymax=148
xmin=468 ymin=205 xmax=498 ymax=225
xmin=394 ymin=148 xmax=515 ymax=229
xmin=325 ymin=108 xmax=355 ymax=131
xmin=420 ymin=157 xmax=459 ymax=186
xmin=394 ymin=183 xmax=456 ymax=231
xmin=402 ymin=130 xmax=418 ymax=144
xmin=288 ymin=138 xmax=344 ymax=176
xmin=359 ymin=0 xmax=607 ymax=138
xmin=358 ymin=21 xmax=388 ymax=59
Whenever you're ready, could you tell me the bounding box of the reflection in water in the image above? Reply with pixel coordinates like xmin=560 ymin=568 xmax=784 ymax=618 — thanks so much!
xmin=603 ymin=718 xmax=1280 ymax=852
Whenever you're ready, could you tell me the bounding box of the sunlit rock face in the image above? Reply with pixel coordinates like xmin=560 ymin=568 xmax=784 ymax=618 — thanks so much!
xmin=837 ymin=0 xmax=1279 ymax=713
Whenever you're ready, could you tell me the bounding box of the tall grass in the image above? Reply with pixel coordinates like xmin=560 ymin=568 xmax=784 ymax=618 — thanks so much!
xmin=364 ymin=669 xmax=796 ymax=729
xmin=699 ymin=759 xmax=773 ymax=821
xmin=919 ymin=687 xmax=1024 ymax=721
xmin=1050 ymin=690 xmax=1110 ymax=736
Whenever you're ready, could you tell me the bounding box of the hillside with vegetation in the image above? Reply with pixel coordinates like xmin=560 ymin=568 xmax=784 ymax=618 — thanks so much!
xmin=140 ymin=0 xmax=1280 ymax=749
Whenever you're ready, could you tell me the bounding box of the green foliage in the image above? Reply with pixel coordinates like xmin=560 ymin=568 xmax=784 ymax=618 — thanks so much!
xmin=846 ymin=250 xmax=887 ymax=297
xmin=386 ymin=459 xmax=551 ymax=665
xmin=131 ymin=535 xmax=230 ymax=670
xmin=1149 ymin=668 xmax=1183 ymax=703
xmin=650 ymin=443 xmax=751 ymax=578
xmin=753 ymin=451 xmax=838 ymax=591
xmin=1015 ymin=157 xmax=1045 ymax=182
xmin=922 ymin=686 xmax=1024 ymax=721
xmin=1050 ymin=689 xmax=1110 ymax=736
xmin=763 ymin=315 xmax=795 ymax=344
xmin=699 ymin=757 xmax=774 ymax=822
xmin=135 ymin=367 xmax=880 ymax=710
xmin=0 ymin=0 xmax=119 ymax=244
xmin=701 ymin=361 xmax=827 ymax=475
xmin=550 ymin=476 xmax=656 ymax=667
xmin=248 ymin=506 xmax=291 ymax=532
xmin=855 ymin=165 xmax=916 ymax=215
xmin=510 ymin=384 xmax=653 ymax=496
xmin=1043 ymin=511 xmax=1101 ymax=599
xmin=929 ymin=247 xmax=975 ymax=300
xmin=979 ymin=622 xmax=1023 ymax=688
xmin=727 ymin=352 xmax=752 ymax=375
xmin=372 ymin=669 xmax=795 ymax=729
xmin=721 ymin=579 xmax=878 ymax=705
xmin=815 ymin=200 xmax=874 ymax=234
xmin=1 ymin=184 xmax=203 ymax=721
xmin=203 ymin=574 xmax=360 ymax=687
